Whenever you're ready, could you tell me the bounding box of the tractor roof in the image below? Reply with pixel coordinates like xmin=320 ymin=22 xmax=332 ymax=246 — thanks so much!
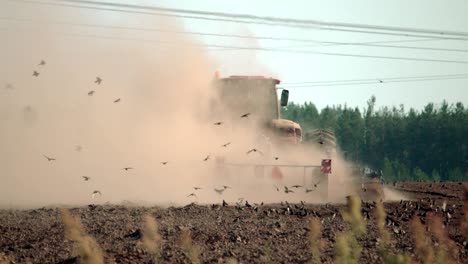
xmin=219 ymin=75 xmax=281 ymax=84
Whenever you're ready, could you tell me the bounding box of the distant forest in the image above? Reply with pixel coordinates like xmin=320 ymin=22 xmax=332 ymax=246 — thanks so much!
xmin=281 ymin=96 xmax=467 ymax=182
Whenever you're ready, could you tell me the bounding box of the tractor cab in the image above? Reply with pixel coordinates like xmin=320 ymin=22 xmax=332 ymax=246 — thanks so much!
xmin=269 ymin=118 xmax=302 ymax=145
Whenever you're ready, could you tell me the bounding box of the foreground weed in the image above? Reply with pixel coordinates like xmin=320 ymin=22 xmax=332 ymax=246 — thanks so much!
xmin=60 ymin=209 xmax=104 ymax=264
xmin=180 ymin=229 xmax=200 ymax=264
xmin=141 ymin=214 xmax=162 ymax=263
xmin=462 ymin=185 xmax=468 ymax=243
xmin=308 ymin=217 xmax=322 ymax=264
xmin=335 ymin=195 xmax=365 ymax=264
xmin=375 ymin=202 xmax=410 ymax=264
xmin=0 ymin=252 xmax=11 ymax=264
xmin=410 ymin=217 xmax=434 ymax=264
xmin=428 ymin=215 xmax=457 ymax=264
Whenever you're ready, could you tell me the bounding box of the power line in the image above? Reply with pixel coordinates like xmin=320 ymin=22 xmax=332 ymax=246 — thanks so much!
xmin=281 ymin=73 xmax=468 ymax=85
xmin=16 ymin=0 xmax=468 ymax=41
xmin=56 ymin=0 xmax=468 ymax=38
xmin=3 ymin=26 xmax=468 ymax=65
xmin=2 ymin=16 xmax=467 ymax=53
xmin=279 ymin=75 xmax=468 ymax=89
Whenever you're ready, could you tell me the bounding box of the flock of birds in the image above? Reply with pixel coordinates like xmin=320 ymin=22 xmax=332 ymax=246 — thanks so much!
xmin=27 ymin=60 xmax=121 ymax=103
xmin=6 ymin=59 xmax=321 ymax=204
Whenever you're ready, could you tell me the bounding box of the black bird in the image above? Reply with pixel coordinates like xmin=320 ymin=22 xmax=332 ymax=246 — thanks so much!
xmin=313 ymin=180 xmax=321 ymax=188
xmin=222 ymin=200 xmax=228 ymax=207
xmin=123 ymin=167 xmax=133 ymax=171
xmin=38 ymin=60 xmax=46 ymax=66
xmin=193 ymin=187 xmax=203 ymax=190
xmin=87 ymin=90 xmax=95 ymax=96
xmin=378 ymin=79 xmax=383 ymax=83
xmin=284 ymin=186 xmax=294 ymax=194
xmin=92 ymin=190 xmax=101 ymax=198
xmin=203 ymin=155 xmax=210 ymax=161
xmin=305 ymin=188 xmax=314 ymax=193
xmin=43 ymin=155 xmax=56 ymax=161
xmin=95 ymin=77 xmax=102 ymax=85
xmin=246 ymin=148 xmax=263 ymax=155
xmin=273 ymin=185 xmax=280 ymax=192
xmin=113 ymin=98 xmax=121 ymax=103
xmin=274 ymin=157 xmax=279 ymax=160
xmin=291 ymin=185 xmax=302 ymax=188
xmin=32 ymin=71 xmax=39 ymax=77
xmin=82 ymin=176 xmax=90 ymax=181
xmin=240 ymin=113 xmax=251 ymax=118
xmin=161 ymin=161 xmax=168 ymax=165
xmin=245 ymin=200 xmax=252 ymax=208
xmin=214 ymin=188 xmax=225 ymax=195
xmin=213 ymin=122 xmax=223 ymax=125
xmin=222 ymin=142 xmax=231 ymax=147
xmin=187 ymin=193 xmax=197 ymax=198
xmin=222 ymin=185 xmax=231 ymax=190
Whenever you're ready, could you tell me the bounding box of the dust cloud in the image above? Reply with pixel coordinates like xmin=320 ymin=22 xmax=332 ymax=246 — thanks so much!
xmin=0 ymin=4 xmax=361 ymax=208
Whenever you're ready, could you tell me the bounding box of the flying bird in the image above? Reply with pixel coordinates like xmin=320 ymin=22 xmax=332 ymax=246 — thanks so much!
xmin=291 ymin=185 xmax=302 ymax=188
xmin=82 ymin=176 xmax=90 ymax=181
xmin=187 ymin=193 xmax=197 ymax=198
xmin=240 ymin=113 xmax=251 ymax=118
xmin=161 ymin=161 xmax=168 ymax=165
xmin=214 ymin=188 xmax=225 ymax=195
xmin=87 ymin=90 xmax=95 ymax=96
xmin=274 ymin=157 xmax=279 ymax=160
xmin=32 ymin=71 xmax=39 ymax=77
xmin=95 ymin=77 xmax=102 ymax=85
xmin=193 ymin=187 xmax=203 ymax=190
xmin=246 ymin=148 xmax=263 ymax=155
xmin=123 ymin=167 xmax=133 ymax=171
xmin=222 ymin=185 xmax=231 ymax=189
xmin=43 ymin=155 xmax=56 ymax=161
xmin=305 ymin=188 xmax=314 ymax=193
xmin=213 ymin=122 xmax=223 ymax=125
xmin=313 ymin=180 xmax=321 ymax=188
xmin=378 ymin=79 xmax=383 ymax=83
xmin=38 ymin=60 xmax=46 ymax=66
xmin=222 ymin=142 xmax=231 ymax=147
xmin=273 ymin=185 xmax=280 ymax=192
xmin=203 ymin=155 xmax=210 ymax=161
xmin=75 ymin=145 xmax=82 ymax=152
xmin=113 ymin=98 xmax=121 ymax=103
xmin=284 ymin=186 xmax=294 ymax=194
xmin=92 ymin=190 xmax=101 ymax=198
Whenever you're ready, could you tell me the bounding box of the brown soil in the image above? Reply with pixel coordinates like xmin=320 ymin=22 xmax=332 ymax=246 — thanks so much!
xmin=0 ymin=182 xmax=467 ymax=264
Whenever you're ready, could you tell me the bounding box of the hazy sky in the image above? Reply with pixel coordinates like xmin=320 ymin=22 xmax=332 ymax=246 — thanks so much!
xmin=2 ymin=0 xmax=468 ymax=110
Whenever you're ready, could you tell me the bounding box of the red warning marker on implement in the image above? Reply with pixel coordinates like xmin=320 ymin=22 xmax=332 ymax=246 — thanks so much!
xmin=271 ymin=166 xmax=283 ymax=180
xmin=321 ymin=159 xmax=332 ymax=174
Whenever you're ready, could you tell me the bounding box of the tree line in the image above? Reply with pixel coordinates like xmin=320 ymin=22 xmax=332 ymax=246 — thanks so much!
xmin=281 ymin=96 xmax=467 ymax=182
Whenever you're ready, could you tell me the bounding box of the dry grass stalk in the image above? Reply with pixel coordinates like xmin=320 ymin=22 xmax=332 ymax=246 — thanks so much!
xmin=428 ymin=215 xmax=457 ymax=264
xmin=335 ymin=195 xmax=365 ymax=264
xmin=462 ymin=184 xmax=468 ymax=242
xmin=376 ymin=202 xmax=411 ymax=264
xmin=410 ymin=216 xmax=434 ymax=264
xmin=308 ymin=217 xmax=322 ymax=264
xmin=141 ymin=214 xmax=162 ymax=263
xmin=180 ymin=229 xmax=200 ymax=264
xmin=342 ymin=195 xmax=365 ymax=237
xmin=0 ymin=252 xmax=11 ymax=264
xmin=60 ymin=209 xmax=104 ymax=264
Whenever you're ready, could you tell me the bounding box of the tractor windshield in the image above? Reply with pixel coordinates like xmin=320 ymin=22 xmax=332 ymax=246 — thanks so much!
xmin=215 ymin=77 xmax=280 ymax=123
